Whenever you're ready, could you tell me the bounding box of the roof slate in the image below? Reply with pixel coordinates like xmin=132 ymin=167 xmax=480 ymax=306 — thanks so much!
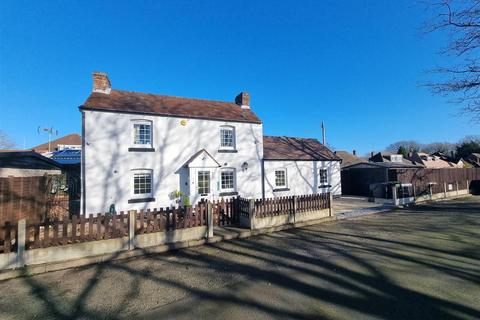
xmin=81 ymin=90 xmax=262 ymax=124
xmin=263 ymin=136 xmax=340 ymax=161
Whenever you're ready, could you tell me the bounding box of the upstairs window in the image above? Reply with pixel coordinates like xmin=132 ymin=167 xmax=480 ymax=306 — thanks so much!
xmin=132 ymin=169 xmax=153 ymax=197
xmin=132 ymin=120 xmax=152 ymax=147
xmin=319 ymin=169 xmax=328 ymax=185
xmin=220 ymin=126 xmax=235 ymax=149
xmin=221 ymin=169 xmax=236 ymax=192
xmin=275 ymin=169 xmax=287 ymax=188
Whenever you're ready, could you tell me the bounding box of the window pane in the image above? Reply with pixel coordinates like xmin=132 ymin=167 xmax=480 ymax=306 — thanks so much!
xmin=134 ymin=123 xmax=152 ymax=145
xmin=133 ymin=172 xmax=152 ymax=195
xmin=198 ymin=171 xmax=210 ymax=194
xmin=220 ymin=128 xmax=234 ymax=148
xmin=221 ymin=170 xmax=234 ymax=190
xmin=275 ymin=170 xmax=286 ymax=187
xmin=319 ymin=169 xmax=328 ymax=184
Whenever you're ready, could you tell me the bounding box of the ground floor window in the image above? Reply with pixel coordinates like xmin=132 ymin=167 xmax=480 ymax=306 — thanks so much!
xmin=275 ymin=169 xmax=287 ymax=188
xmin=319 ymin=169 xmax=328 ymax=184
xmin=132 ymin=169 xmax=153 ymax=197
xmin=198 ymin=171 xmax=210 ymax=195
xmin=221 ymin=169 xmax=235 ymax=192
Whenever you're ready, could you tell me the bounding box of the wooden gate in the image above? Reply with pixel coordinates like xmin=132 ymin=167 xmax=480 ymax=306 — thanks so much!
xmin=212 ymin=198 xmax=240 ymax=227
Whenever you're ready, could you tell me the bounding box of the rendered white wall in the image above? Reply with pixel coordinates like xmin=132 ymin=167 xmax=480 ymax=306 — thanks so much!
xmin=82 ymin=110 xmax=264 ymax=214
xmin=263 ymin=160 xmax=341 ymax=198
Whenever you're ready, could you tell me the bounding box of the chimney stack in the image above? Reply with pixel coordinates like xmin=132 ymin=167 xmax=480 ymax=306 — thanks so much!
xmin=235 ymin=92 xmax=250 ymax=109
xmin=92 ymin=72 xmax=111 ymax=94
xmin=352 ymin=150 xmax=357 ymax=156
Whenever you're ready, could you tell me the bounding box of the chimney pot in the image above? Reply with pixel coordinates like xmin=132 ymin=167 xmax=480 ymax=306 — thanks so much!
xmin=235 ymin=92 xmax=250 ymax=109
xmin=92 ymin=72 xmax=111 ymax=94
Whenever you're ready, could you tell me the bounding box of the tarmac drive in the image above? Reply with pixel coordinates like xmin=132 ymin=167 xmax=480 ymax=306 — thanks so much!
xmin=0 ymin=196 xmax=479 ymax=320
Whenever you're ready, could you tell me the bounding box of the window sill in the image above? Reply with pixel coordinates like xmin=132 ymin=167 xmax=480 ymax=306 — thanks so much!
xmin=128 ymin=197 xmax=155 ymax=203
xmin=273 ymin=188 xmax=290 ymax=192
xmin=318 ymin=185 xmax=331 ymax=188
xmin=219 ymin=191 xmax=238 ymax=196
xmin=218 ymin=149 xmax=238 ymax=153
xmin=128 ymin=147 xmax=155 ymax=152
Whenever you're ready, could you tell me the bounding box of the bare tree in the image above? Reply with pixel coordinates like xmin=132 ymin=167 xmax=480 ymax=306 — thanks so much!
xmin=423 ymin=0 xmax=480 ymax=122
xmin=386 ymin=140 xmax=423 ymax=153
xmin=0 ymin=130 xmax=16 ymax=149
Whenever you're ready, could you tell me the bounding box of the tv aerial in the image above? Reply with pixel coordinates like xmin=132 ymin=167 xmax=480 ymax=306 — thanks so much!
xmin=37 ymin=126 xmax=58 ymax=152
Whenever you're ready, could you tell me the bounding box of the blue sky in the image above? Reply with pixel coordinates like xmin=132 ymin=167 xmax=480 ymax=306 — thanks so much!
xmin=0 ymin=0 xmax=478 ymax=154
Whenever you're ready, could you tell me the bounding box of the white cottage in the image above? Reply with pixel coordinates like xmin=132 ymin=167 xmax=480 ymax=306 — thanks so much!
xmin=80 ymin=72 xmax=341 ymax=214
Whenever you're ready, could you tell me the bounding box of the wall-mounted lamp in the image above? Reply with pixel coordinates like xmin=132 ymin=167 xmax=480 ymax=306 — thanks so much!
xmin=241 ymin=162 xmax=248 ymax=171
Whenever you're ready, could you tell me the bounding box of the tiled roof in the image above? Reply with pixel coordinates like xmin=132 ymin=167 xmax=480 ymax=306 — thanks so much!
xmin=263 ymin=136 xmax=340 ymax=161
xmin=81 ymin=90 xmax=262 ymax=124
xmin=32 ymin=134 xmax=81 ymax=153
xmin=335 ymin=151 xmax=365 ymax=168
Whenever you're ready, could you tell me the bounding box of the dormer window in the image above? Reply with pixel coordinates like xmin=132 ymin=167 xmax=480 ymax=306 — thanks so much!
xmin=219 ymin=126 xmax=237 ymax=152
xmin=129 ymin=120 xmax=154 ymax=152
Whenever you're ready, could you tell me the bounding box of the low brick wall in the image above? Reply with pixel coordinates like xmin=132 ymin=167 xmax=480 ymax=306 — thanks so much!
xmin=24 ymin=237 xmax=129 ymax=266
xmin=246 ymin=208 xmax=331 ymax=230
xmin=134 ymin=226 xmax=207 ymax=248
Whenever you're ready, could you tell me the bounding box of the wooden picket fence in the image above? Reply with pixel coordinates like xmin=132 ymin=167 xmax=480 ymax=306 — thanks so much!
xmin=136 ymin=202 xmax=207 ymax=234
xmin=254 ymin=197 xmax=294 ymax=218
xmin=253 ymin=193 xmax=330 ymax=218
xmin=212 ymin=198 xmax=240 ymax=226
xmin=1 ymin=222 xmax=17 ymax=253
xmin=297 ymin=194 xmax=330 ymax=213
xmin=25 ymin=213 xmax=129 ymax=249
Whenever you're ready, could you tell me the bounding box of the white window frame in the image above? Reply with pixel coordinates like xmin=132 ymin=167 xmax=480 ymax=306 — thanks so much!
xmin=219 ymin=126 xmax=235 ymax=150
xmin=220 ymin=168 xmax=236 ymax=192
xmin=319 ymin=169 xmax=328 ymax=185
xmin=275 ymin=169 xmax=287 ymax=188
xmin=197 ymin=170 xmax=211 ymax=195
xmin=132 ymin=119 xmax=153 ymax=148
xmin=131 ymin=169 xmax=153 ymax=198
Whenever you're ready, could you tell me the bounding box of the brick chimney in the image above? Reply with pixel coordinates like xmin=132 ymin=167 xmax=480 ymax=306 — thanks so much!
xmin=92 ymin=72 xmax=111 ymax=94
xmin=235 ymin=92 xmax=250 ymax=109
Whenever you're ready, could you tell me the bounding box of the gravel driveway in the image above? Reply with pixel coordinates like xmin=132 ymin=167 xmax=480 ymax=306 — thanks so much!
xmin=1 ymin=197 xmax=479 ymax=320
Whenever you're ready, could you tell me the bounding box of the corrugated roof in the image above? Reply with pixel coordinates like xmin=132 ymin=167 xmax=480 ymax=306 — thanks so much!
xmin=263 ymin=136 xmax=340 ymax=161
xmin=81 ymin=90 xmax=262 ymax=124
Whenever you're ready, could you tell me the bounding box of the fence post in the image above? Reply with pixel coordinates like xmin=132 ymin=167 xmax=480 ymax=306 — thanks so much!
xmin=328 ymin=193 xmax=333 ymax=217
xmin=444 ymin=182 xmax=447 ymax=198
xmin=207 ymin=201 xmax=214 ymax=238
xmin=392 ymin=185 xmax=398 ymax=206
xmin=466 ymin=180 xmax=469 ymax=194
xmin=248 ymin=199 xmax=255 ymax=230
xmin=456 ymin=181 xmax=459 ymax=196
xmin=16 ymin=219 xmax=26 ymax=269
xmin=293 ymin=196 xmax=297 ymax=223
xmin=128 ymin=210 xmax=136 ymax=250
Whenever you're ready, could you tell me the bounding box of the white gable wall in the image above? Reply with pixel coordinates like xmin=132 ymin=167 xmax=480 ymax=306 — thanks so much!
xmin=82 ymin=110 xmax=264 ymax=214
xmin=263 ymin=160 xmax=341 ymax=198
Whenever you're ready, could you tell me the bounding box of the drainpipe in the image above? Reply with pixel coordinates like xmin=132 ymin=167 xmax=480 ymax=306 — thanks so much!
xmin=80 ymin=109 xmax=86 ymax=216
xmin=261 ymin=159 xmax=265 ymax=200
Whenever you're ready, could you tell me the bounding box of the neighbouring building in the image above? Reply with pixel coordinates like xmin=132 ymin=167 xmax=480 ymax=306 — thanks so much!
xmin=262 ymin=136 xmax=341 ymax=198
xmin=0 ymin=151 xmax=62 ymax=177
xmin=465 ymin=153 xmax=480 ymax=167
xmin=80 ymin=72 xmax=341 ymax=214
xmin=334 ymin=150 xmax=365 ymax=168
xmin=32 ymin=133 xmax=81 ymax=156
xmin=409 ymin=152 xmax=462 ymax=169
